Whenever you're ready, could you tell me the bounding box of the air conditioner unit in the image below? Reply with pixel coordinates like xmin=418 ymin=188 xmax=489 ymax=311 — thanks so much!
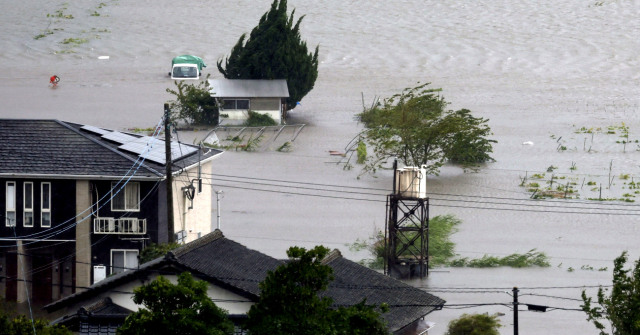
xmin=395 ymin=166 xmax=427 ymax=198
xmin=93 ymin=265 xmax=106 ymax=284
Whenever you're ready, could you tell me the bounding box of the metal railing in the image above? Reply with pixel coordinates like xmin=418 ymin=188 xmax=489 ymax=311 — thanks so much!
xmin=94 ymin=217 xmax=147 ymax=234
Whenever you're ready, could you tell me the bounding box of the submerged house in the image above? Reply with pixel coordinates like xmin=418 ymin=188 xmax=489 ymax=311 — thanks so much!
xmin=209 ymin=79 xmax=289 ymax=125
xmin=0 ymin=119 xmax=222 ymax=303
xmin=46 ymin=230 xmax=445 ymax=335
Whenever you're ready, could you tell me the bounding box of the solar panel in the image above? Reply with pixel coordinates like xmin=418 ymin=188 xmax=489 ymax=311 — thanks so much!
xmin=102 ymin=131 xmax=138 ymax=144
xmin=81 ymin=125 xmax=110 ymax=135
xmin=118 ymin=136 xmax=198 ymax=165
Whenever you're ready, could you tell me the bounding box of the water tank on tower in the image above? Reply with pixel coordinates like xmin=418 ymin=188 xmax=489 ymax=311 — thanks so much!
xmin=395 ymin=166 xmax=427 ymax=198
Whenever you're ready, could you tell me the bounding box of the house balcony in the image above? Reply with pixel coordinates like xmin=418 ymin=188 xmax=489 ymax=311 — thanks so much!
xmin=93 ymin=217 xmax=147 ymax=234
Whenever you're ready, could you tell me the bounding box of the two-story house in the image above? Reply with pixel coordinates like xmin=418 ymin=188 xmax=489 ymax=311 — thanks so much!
xmin=0 ymin=119 xmax=222 ymax=304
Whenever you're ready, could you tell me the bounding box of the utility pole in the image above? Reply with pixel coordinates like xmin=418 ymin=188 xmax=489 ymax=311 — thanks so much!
xmin=215 ymin=190 xmax=223 ymax=230
xmin=164 ymin=103 xmax=175 ymax=243
xmin=513 ymin=286 xmax=519 ymax=335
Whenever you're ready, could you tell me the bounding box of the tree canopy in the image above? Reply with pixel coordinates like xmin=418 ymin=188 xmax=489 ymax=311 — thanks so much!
xmin=166 ymin=77 xmax=218 ymax=125
xmin=0 ymin=311 xmax=71 ymax=335
xmin=581 ymin=251 xmax=640 ymax=335
xmin=217 ymin=0 xmax=319 ymax=110
xmin=445 ymin=313 xmax=502 ymax=335
xmin=244 ymin=246 xmax=389 ymax=335
xmin=117 ymin=272 xmax=233 ymax=335
xmin=355 ymin=82 xmax=495 ymax=175
xmin=138 ymin=242 xmax=180 ymax=263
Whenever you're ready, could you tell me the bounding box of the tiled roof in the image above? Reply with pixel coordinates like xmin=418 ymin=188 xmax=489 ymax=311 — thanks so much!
xmin=46 ymin=231 xmax=444 ymax=332
xmin=172 ymin=230 xmax=283 ymax=298
xmin=80 ymin=297 xmax=132 ymax=317
xmin=209 ymin=79 xmax=289 ymax=98
xmin=323 ymin=250 xmax=445 ymax=332
xmin=0 ymin=119 xmax=222 ymax=179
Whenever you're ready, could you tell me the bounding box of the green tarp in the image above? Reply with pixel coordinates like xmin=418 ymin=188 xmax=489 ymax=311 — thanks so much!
xmin=171 ymin=55 xmax=207 ymax=71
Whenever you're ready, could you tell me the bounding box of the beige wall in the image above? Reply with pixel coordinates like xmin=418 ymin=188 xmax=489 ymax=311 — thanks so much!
xmin=172 ymin=161 xmax=213 ymax=243
xmin=75 ymin=180 xmax=91 ymax=290
xmin=16 ymin=241 xmax=29 ymax=303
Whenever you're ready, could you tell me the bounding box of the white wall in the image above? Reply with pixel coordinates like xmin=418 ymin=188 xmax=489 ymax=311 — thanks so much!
xmin=59 ymin=272 xmax=253 ymax=318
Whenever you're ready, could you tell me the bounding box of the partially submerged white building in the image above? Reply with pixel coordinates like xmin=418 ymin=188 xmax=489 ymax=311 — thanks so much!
xmin=209 ymin=79 xmax=289 ymax=125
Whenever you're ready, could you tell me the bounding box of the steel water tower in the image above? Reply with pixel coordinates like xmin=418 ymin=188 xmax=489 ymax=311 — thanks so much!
xmin=385 ymin=163 xmax=429 ymax=279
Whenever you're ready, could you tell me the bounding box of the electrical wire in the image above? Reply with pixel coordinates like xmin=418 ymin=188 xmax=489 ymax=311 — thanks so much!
xmin=204 ymin=172 xmax=640 ymax=208
xmin=200 ymin=179 xmax=640 ymax=216
xmin=202 ymin=172 xmax=640 ymax=211
xmin=3 ymin=181 xmax=161 ymax=280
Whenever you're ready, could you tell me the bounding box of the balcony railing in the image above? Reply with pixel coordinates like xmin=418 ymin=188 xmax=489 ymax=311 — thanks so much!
xmin=94 ymin=217 xmax=147 ymax=234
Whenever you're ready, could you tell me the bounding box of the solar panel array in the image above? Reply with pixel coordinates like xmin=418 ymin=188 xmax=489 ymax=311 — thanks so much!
xmin=102 ymin=131 xmax=138 ymax=144
xmin=80 ymin=125 xmax=110 ymax=135
xmin=119 ymin=136 xmax=197 ymax=165
xmin=80 ymin=126 xmax=197 ymax=165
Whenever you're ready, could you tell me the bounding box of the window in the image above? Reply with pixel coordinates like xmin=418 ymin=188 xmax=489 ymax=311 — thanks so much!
xmin=111 ymin=182 xmax=140 ymax=211
xmin=111 ymin=249 xmax=139 ymax=274
xmin=251 ymin=98 xmax=280 ymax=110
xmin=6 ymin=182 xmax=16 ymax=227
xmin=41 ymin=182 xmax=51 ymax=228
xmin=23 ymin=182 xmax=33 ymax=227
xmin=222 ymin=99 xmax=250 ymax=110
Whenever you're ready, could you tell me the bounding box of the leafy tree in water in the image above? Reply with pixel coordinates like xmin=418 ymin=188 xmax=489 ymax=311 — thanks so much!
xmin=117 ymin=272 xmax=233 ymax=335
xmin=445 ymin=313 xmax=501 ymax=335
xmin=581 ymin=251 xmax=640 ymax=335
xmin=166 ymin=77 xmax=218 ymax=125
xmin=217 ymin=0 xmax=319 ymax=110
xmin=356 ymin=82 xmax=495 ymax=175
xmin=245 ymin=246 xmax=389 ymax=335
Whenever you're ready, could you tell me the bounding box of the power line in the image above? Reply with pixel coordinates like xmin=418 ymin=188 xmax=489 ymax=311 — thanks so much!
xmin=201 ymin=179 xmax=640 ymax=216
xmin=205 ymin=172 xmax=640 ymax=209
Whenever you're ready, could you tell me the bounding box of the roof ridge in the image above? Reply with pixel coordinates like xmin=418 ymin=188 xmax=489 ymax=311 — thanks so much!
xmin=57 ymin=120 xmax=164 ymax=177
xmin=172 ymin=229 xmax=225 ymax=257
xmin=321 ymin=249 xmax=342 ymax=264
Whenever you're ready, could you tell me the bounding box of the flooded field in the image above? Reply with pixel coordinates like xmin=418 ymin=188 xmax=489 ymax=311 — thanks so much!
xmin=2 ymin=0 xmax=640 ymax=333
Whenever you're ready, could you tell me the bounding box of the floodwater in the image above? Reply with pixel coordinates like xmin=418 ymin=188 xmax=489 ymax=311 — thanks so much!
xmin=2 ymin=0 xmax=640 ymax=333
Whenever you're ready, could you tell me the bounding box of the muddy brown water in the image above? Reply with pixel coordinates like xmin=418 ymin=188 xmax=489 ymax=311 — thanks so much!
xmin=2 ymin=0 xmax=640 ymax=333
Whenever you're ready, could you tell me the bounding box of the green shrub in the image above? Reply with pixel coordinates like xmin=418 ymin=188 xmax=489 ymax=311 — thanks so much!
xmin=356 ymin=141 xmax=367 ymax=164
xmin=244 ymin=111 xmax=277 ymax=127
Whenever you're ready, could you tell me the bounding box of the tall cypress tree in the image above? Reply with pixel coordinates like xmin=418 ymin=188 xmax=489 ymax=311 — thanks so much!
xmin=217 ymin=0 xmax=319 ymax=110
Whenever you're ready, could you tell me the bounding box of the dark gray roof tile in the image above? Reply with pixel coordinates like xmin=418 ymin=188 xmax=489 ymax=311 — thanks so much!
xmin=0 ymin=119 xmax=222 ymax=178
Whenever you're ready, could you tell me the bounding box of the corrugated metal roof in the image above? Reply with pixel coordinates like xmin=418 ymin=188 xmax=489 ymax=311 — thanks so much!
xmin=209 ymin=79 xmax=289 ymax=98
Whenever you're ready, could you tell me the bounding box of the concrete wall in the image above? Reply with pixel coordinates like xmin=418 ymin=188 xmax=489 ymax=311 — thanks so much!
xmin=172 ymin=161 xmax=213 ymax=243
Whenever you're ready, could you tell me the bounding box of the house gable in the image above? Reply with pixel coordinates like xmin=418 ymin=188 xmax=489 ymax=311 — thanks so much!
xmin=46 ymin=231 xmax=444 ymax=333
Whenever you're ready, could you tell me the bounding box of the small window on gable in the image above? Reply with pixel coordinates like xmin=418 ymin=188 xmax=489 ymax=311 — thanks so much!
xmin=41 ymin=182 xmax=51 ymax=228
xmin=111 ymin=182 xmax=140 ymax=211
xmin=24 ymin=182 xmax=33 ymax=227
xmin=6 ymin=182 xmax=16 ymax=227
